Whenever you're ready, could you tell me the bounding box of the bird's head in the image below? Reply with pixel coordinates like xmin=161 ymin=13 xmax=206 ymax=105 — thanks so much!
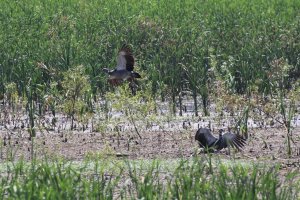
xmin=102 ymin=68 xmax=110 ymax=74
xmin=102 ymin=68 xmax=112 ymax=74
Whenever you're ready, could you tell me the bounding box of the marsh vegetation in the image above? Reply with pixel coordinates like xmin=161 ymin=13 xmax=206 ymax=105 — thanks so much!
xmin=0 ymin=0 xmax=300 ymax=199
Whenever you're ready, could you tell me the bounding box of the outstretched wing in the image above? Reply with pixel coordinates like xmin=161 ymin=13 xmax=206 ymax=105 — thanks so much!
xmin=116 ymin=44 xmax=135 ymax=71
xmin=218 ymin=132 xmax=246 ymax=150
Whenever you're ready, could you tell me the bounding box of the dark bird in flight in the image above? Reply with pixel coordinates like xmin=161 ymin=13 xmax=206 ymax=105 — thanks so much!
xmin=195 ymin=128 xmax=246 ymax=152
xmin=102 ymin=45 xmax=141 ymax=91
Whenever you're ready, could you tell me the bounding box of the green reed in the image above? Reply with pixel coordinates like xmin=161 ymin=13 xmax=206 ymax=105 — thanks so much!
xmin=0 ymin=0 xmax=299 ymax=116
xmin=0 ymin=156 xmax=298 ymax=199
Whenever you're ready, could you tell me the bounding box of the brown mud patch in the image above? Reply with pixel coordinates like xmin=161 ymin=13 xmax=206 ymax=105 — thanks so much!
xmin=1 ymin=127 xmax=300 ymax=167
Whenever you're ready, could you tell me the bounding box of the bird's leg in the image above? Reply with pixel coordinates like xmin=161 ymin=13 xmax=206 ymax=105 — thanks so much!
xmin=128 ymin=78 xmax=138 ymax=95
xmin=226 ymin=147 xmax=231 ymax=156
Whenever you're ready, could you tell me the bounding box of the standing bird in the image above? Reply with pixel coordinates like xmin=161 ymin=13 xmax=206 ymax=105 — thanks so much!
xmin=195 ymin=128 xmax=246 ymax=152
xmin=102 ymin=45 xmax=141 ymax=93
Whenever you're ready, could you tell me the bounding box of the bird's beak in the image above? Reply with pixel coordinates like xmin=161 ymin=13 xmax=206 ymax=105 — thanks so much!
xmin=102 ymin=68 xmax=109 ymax=73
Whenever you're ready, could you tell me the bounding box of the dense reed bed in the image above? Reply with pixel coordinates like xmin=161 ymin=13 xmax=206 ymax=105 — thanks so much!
xmin=0 ymin=0 xmax=299 ymax=115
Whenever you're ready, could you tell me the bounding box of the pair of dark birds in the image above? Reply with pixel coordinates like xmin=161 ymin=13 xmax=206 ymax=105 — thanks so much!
xmin=195 ymin=128 xmax=246 ymax=152
xmin=103 ymin=45 xmax=246 ymax=152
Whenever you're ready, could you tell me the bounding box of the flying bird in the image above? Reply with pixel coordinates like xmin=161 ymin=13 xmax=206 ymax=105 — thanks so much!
xmin=195 ymin=128 xmax=246 ymax=152
xmin=102 ymin=45 xmax=141 ymax=91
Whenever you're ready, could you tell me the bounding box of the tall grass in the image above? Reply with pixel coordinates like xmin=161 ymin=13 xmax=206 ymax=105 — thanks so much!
xmin=0 ymin=157 xmax=298 ymax=199
xmin=0 ymin=0 xmax=299 ymax=115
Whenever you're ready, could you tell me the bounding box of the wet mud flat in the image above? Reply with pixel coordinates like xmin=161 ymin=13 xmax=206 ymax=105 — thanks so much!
xmin=1 ymin=126 xmax=300 ymax=167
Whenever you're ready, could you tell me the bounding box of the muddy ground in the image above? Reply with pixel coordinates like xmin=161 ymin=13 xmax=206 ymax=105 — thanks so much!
xmin=1 ymin=126 xmax=300 ymax=170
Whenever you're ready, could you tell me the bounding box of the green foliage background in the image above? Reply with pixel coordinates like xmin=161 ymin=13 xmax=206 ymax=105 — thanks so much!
xmin=1 ymin=0 xmax=299 ymax=97
xmin=0 ymin=1 xmax=300 ymax=198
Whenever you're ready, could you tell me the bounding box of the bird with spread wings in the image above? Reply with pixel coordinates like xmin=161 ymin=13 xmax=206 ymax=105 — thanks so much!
xmin=195 ymin=128 xmax=246 ymax=153
xmin=102 ymin=45 xmax=141 ymax=94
